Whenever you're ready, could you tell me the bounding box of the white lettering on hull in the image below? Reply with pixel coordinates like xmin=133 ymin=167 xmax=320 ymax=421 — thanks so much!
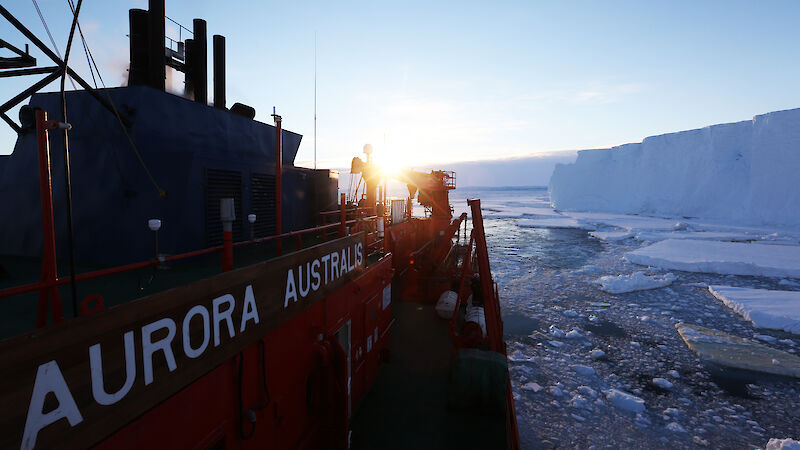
xmin=90 ymin=331 xmax=136 ymax=405
xmin=19 ymin=239 xmax=364 ymax=447
xmin=282 ymin=242 xmax=364 ymax=310
xmin=22 ymin=361 xmax=83 ymax=450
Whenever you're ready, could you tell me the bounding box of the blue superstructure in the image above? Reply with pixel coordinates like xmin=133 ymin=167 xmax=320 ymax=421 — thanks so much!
xmin=0 ymin=86 xmax=337 ymax=264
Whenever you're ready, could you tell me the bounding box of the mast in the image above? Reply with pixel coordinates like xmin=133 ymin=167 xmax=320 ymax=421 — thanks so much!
xmin=314 ymin=31 xmax=317 ymax=170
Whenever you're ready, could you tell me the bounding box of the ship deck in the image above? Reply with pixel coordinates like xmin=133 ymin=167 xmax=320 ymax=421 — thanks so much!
xmin=350 ymin=293 xmax=507 ymax=450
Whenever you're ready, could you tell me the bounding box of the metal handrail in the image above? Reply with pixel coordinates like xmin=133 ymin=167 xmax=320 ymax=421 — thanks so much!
xmin=0 ymin=216 xmax=381 ymax=301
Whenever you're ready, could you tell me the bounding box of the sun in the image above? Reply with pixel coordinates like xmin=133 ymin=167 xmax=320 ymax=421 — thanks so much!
xmin=372 ymin=153 xmax=406 ymax=177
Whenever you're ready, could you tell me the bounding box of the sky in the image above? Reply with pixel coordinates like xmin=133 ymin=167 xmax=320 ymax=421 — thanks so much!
xmin=2 ymin=0 xmax=800 ymax=183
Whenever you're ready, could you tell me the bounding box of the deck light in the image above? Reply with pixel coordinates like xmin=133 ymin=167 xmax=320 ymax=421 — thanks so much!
xmin=148 ymin=219 xmax=161 ymax=262
xmin=248 ymin=214 xmax=256 ymax=240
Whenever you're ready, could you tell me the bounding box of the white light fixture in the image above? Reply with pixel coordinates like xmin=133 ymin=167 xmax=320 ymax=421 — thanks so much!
xmin=148 ymin=219 xmax=162 ymax=231
xmin=248 ymin=214 xmax=257 ymax=224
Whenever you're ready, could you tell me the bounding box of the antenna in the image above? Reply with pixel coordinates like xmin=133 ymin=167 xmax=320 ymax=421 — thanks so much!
xmin=314 ymin=31 xmax=317 ymax=170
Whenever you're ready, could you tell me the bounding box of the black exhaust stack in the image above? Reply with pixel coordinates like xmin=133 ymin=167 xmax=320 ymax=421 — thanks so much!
xmin=213 ymin=35 xmax=226 ymax=109
xmin=192 ymin=19 xmax=208 ymax=105
xmin=128 ymin=9 xmax=149 ymax=86
xmin=126 ymin=3 xmax=236 ymax=112
xmin=183 ymin=38 xmax=194 ymax=99
xmin=147 ymin=0 xmax=165 ymax=90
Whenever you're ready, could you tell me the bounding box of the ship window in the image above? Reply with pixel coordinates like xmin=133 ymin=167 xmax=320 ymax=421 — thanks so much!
xmin=205 ymin=168 xmax=243 ymax=246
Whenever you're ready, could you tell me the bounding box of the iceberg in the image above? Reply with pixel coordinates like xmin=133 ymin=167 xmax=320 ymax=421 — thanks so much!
xmin=549 ymin=108 xmax=800 ymax=228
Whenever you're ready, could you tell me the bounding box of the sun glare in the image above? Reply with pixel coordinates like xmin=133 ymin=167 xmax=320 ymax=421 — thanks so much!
xmin=373 ymin=154 xmax=406 ymax=177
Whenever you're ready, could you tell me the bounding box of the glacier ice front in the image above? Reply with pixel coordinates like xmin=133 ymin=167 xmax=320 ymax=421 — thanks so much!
xmin=549 ymin=108 xmax=800 ymax=227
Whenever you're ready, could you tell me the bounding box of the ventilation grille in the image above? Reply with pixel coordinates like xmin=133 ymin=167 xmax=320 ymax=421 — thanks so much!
xmin=205 ymin=168 xmax=243 ymax=246
xmin=251 ymin=173 xmax=276 ymax=238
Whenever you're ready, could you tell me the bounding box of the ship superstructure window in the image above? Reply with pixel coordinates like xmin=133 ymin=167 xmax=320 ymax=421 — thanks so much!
xmin=251 ymin=173 xmax=276 ymax=238
xmin=205 ymin=168 xmax=243 ymax=246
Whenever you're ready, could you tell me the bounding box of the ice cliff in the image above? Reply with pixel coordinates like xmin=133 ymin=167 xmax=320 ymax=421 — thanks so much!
xmin=549 ymin=108 xmax=800 ymax=227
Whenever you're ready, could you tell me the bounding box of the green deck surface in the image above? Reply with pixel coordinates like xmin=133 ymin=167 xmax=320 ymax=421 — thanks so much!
xmin=350 ymin=299 xmax=507 ymax=450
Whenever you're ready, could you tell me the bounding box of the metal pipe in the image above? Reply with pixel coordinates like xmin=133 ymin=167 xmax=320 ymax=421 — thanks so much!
xmin=183 ymin=38 xmax=194 ymax=99
xmin=147 ymin=0 xmax=165 ymax=90
xmin=339 ymin=193 xmax=346 ymax=237
xmin=192 ymin=18 xmax=207 ymax=104
xmin=35 ymin=110 xmax=64 ymax=326
xmin=61 ymin=0 xmax=82 ymax=319
xmin=0 ymin=66 xmax=59 ymax=78
xmin=0 ymin=68 xmax=62 ymax=114
xmin=272 ymin=109 xmax=283 ymax=255
xmin=212 ymin=34 xmax=225 ymax=109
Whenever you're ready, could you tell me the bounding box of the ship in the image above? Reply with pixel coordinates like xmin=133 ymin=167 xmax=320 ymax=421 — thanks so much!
xmin=0 ymin=2 xmax=520 ymax=449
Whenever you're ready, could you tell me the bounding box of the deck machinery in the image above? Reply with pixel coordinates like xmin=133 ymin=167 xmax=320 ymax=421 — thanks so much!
xmin=0 ymin=2 xmax=519 ymax=449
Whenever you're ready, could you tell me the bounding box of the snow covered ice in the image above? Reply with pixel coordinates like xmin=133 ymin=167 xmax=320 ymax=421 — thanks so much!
xmin=626 ymin=239 xmax=800 ymax=278
xmin=604 ymin=389 xmax=646 ymax=413
xmin=595 ymin=271 xmax=677 ymax=294
xmin=708 ymin=285 xmax=800 ymax=335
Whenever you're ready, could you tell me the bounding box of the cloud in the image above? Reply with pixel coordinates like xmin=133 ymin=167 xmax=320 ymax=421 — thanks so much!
xmin=524 ymin=81 xmax=648 ymax=106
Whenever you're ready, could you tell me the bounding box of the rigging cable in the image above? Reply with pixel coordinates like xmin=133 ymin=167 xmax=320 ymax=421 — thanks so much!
xmin=60 ymin=0 xmax=82 ymax=317
xmin=66 ymin=0 xmax=167 ymax=199
xmin=66 ymin=0 xmax=134 ymax=192
xmin=31 ymin=0 xmax=77 ymax=90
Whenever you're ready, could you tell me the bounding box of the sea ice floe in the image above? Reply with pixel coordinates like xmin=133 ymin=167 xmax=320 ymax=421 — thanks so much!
xmin=708 ymin=285 xmax=800 ymax=335
xmin=522 ymin=382 xmax=543 ymax=392
xmin=652 ymin=378 xmax=674 ymax=390
xmin=577 ymin=386 xmax=597 ymax=397
xmin=766 ymin=438 xmax=800 ymax=450
xmin=676 ymin=323 xmax=800 ymax=378
xmin=626 ymin=239 xmax=800 ymax=278
xmin=572 ymin=365 xmax=596 ymax=376
xmin=595 ymin=272 xmax=677 ymax=294
xmin=589 ymin=349 xmax=606 ymax=359
xmin=604 ymin=389 xmax=646 ymax=413
xmin=516 ymin=217 xmax=594 ymax=230
xmin=549 ymin=325 xmax=566 ymax=338
xmin=666 ymin=422 xmax=687 ymax=433
xmin=589 ymin=230 xmax=634 ymax=241
xmin=566 ymin=329 xmax=583 ymax=339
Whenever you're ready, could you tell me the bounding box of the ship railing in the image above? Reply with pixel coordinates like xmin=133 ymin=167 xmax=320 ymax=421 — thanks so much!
xmin=0 ymin=215 xmax=384 ymax=331
xmin=318 ymin=205 xmax=377 ymax=219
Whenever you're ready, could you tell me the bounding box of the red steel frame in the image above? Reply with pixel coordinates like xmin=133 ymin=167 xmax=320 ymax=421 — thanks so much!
xmin=34 ymin=109 xmax=64 ymax=327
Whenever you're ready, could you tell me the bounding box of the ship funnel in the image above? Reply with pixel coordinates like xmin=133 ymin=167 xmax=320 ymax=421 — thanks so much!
xmin=213 ymin=35 xmax=226 ymax=109
xmin=125 ymin=0 xmax=168 ymax=91
xmin=192 ymin=19 xmax=208 ymax=105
